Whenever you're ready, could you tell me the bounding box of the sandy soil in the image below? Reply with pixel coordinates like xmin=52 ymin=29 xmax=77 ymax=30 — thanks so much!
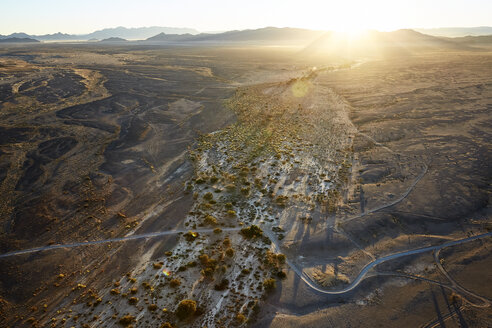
xmin=0 ymin=43 xmax=491 ymax=327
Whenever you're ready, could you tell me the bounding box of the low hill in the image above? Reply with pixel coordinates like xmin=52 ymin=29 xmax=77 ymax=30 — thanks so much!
xmin=415 ymin=26 xmax=492 ymax=37
xmin=100 ymin=37 xmax=127 ymax=42
xmin=36 ymin=32 xmax=75 ymax=41
xmin=452 ymin=35 xmax=492 ymax=46
xmin=146 ymin=33 xmax=195 ymax=42
xmin=0 ymin=37 xmax=39 ymax=43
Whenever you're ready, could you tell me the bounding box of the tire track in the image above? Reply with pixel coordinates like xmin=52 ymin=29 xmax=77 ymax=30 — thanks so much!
xmin=0 ymin=227 xmax=241 ymax=259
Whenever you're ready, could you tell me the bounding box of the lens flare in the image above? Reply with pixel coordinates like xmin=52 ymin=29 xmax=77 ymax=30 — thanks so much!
xmin=162 ymin=269 xmax=171 ymax=277
xmin=291 ymin=79 xmax=310 ymax=98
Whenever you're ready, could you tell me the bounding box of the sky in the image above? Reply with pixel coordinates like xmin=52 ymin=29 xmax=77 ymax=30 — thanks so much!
xmin=1 ymin=0 xmax=491 ymax=35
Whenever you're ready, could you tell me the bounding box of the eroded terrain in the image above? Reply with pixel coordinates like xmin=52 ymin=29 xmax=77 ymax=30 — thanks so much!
xmin=0 ymin=44 xmax=491 ymax=328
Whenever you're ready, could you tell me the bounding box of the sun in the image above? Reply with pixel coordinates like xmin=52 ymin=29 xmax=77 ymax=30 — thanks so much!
xmin=300 ymin=0 xmax=403 ymax=35
xmin=338 ymin=27 xmax=368 ymax=39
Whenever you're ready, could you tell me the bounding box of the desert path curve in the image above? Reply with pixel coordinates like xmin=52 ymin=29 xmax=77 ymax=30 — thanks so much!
xmin=267 ymin=230 xmax=492 ymax=295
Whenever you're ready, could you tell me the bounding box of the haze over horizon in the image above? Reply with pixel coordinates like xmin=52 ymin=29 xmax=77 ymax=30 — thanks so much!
xmin=1 ymin=0 xmax=491 ymax=35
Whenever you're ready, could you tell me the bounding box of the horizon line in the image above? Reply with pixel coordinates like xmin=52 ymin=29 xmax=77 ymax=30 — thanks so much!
xmin=2 ymin=25 xmax=492 ymax=37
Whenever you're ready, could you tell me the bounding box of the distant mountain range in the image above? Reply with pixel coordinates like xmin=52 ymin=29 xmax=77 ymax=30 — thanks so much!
xmin=0 ymin=26 xmax=199 ymax=41
xmin=414 ymin=27 xmax=492 ymax=37
xmin=146 ymin=27 xmax=325 ymax=43
xmin=0 ymin=26 xmax=491 ymax=47
xmin=146 ymin=27 xmax=492 ymax=50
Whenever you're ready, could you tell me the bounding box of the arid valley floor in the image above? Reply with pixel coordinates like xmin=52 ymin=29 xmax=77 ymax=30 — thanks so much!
xmin=0 ymin=40 xmax=491 ymax=327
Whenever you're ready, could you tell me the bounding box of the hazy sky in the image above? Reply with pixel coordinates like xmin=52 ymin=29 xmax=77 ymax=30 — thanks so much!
xmin=1 ymin=0 xmax=491 ymax=35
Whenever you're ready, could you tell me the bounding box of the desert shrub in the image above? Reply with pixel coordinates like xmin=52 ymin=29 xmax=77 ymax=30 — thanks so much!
xmin=148 ymin=304 xmax=158 ymax=311
xmin=201 ymin=267 xmax=215 ymax=278
xmin=210 ymin=176 xmax=219 ymax=183
xmin=214 ymin=278 xmax=229 ymax=291
xmin=449 ymin=292 xmax=461 ymax=304
xmin=275 ymin=195 xmax=288 ymax=207
xmin=277 ymin=270 xmax=287 ymax=279
xmin=169 ymin=279 xmax=181 ymax=288
xmin=198 ymin=254 xmax=210 ymax=265
xmin=203 ymin=192 xmax=214 ymax=201
xmin=225 ymin=248 xmax=235 ymax=257
xmin=223 ymin=237 xmax=231 ymax=247
xmin=213 ymin=227 xmax=222 ymax=234
xmin=262 ymin=235 xmax=272 ymax=244
xmin=153 ymin=262 xmax=163 ymax=269
xmin=204 ymin=215 xmax=217 ymax=225
xmin=128 ymin=297 xmax=138 ymax=305
xmin=184 ymin=231 xmax=198 ymax=242
xmin=110 ymin=288 xmax=120 ymax=295
xmin=129 ymin=287 xmax=138 ymax=294
xmin=263 ymin=278 xmax=276 ymax=291
xmin=160 ymin=323 xmax=173 ymax=328
xmin=240 ymin=225 xmax=263 ymax=239
xmin=236 ymin=313 xmax=246 ymax=324
xmin=176 ymin=299 xmax=197 ymax=320
xmin=227 ymin=210 xmax=236 ymax=216
xmin=276 ymin=254 xmax=286 ymax=264
xmin=118 ymin=315 xmax=136 ymax=326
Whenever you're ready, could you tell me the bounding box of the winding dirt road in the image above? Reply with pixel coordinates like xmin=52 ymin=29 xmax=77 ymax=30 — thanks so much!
xmin=266 ymin=229 xmax=492 ymax=295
